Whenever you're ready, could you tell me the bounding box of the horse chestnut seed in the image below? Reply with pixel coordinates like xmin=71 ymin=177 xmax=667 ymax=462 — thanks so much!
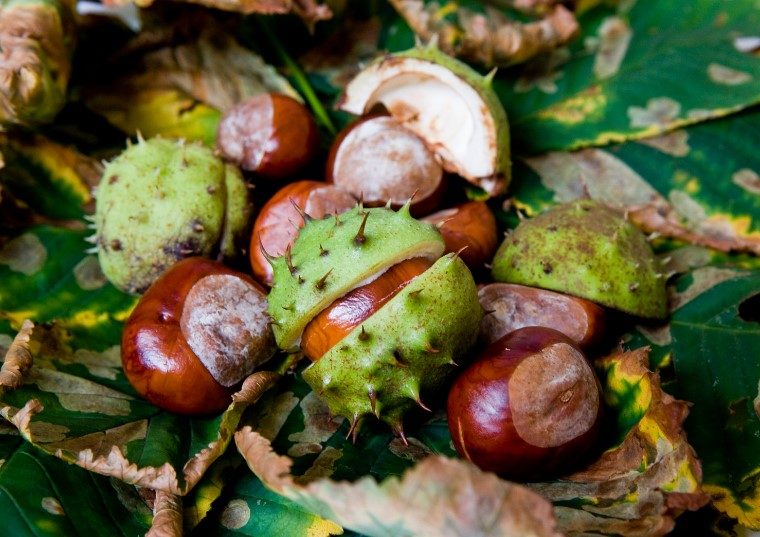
xmin=423 ymin=201 xmax=497 ymax=270
xmin=326 ymin=115 xmax=445 ymax=215
xmin=250 ymin=180 xmax=356 ymax=286
xmin=447 ymin=326 xmax=602 ymax=480
xmin=217 ymin=93 xmax=319 ymax=179
xmin=122 ymin=257 xmax=276 ymax=415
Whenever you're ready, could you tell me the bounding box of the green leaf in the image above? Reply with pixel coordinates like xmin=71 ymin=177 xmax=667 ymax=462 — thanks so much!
xmin=667 ymin=271 xmax=760 ymax=528
xmin=0 ymin=439 xmax=151 ymax=536
xmin=494 ymin=0 xmax=760 ymax=153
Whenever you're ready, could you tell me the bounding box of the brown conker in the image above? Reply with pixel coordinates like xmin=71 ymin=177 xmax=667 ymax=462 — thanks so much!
xmin=326 ymin=115 xmax=445 ymax=215
xmin=250 ymin=180 xmax=356 ymax=286
xmin=121 ymin=257 xmax=276 ymax=415
xmin=447 ymin=326 xmax=602 ymax=480
xmin=423 ymin=201 xmax=498 ymax=270
xmin=478 ymin=283 xmax=606 ymax=350
xmin=301 ymin=257 xmax=433 ymax=361
xmin=216 ymin=93 xmax=319 ymax=179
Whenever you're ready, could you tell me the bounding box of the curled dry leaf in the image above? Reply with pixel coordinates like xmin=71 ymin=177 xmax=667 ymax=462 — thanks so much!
xmin=524 ymin=149 xmax=760 ymax=256
xmin=0 ymin=322 xmax=280 ymax=495
xmin=101 ymin=0 xmax=330 ymax=27
xmin=388 ymin=0 xmax=579 ymax=67
xmin=528 ymin=348 xmax=709 ymax=536
xmin=0 ymin=0 xmax=75 ymax=126
xmin=146 ymin=491 xmax=183 ymax=537
xmin=235 ymin=427 xmax=561 ymax=537
xmin=0 ymin=319 xmax=34 ymax=392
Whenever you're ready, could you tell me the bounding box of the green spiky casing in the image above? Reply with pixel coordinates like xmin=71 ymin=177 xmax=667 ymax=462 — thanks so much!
xmin=340 ymin=45 xmax=510 ymax=196
xmin=491 ymin=200 xmax=667 ymax=319
xmin=267 ymin=205 xmax=483 ymax=431
xmin=94 ymin=138 xmax=251 ymax=294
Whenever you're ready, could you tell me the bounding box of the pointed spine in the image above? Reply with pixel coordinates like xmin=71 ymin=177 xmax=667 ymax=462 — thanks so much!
xmin=354 ymin=211 xmax=370 ymax=245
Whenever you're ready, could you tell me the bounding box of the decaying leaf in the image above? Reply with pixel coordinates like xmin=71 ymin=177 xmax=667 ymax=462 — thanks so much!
xmin=0 ymin=319 xmax=33 ymax=392
xmin=85 ymin=31 xmax=299 ymax=142
xmin=0 ymin=321 xmax=280 ymax=495
xmin=101 ymin=0 xmax=331 ymax=28
xmin=388 ymin=0 xmax=579 ymax=67
xmin=523 ymin=149 xmax=760 ymax=255
xmin=146 ymin=491 xmax=182 ymax=537
xmin=0 ymin=0 xmax=76 ymax=126
xmin=236 ymin=427 xmax=562 ymax=537
xmin=529 ymin=348 xmax=708 ymax=536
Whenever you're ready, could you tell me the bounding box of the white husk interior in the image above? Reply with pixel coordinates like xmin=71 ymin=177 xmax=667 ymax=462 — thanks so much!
xmin=341 ymin=58 xmax=497 ymax=180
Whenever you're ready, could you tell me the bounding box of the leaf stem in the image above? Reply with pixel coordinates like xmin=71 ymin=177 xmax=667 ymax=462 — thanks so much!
xmin=256 ymin=17 xmax=336 ymax=135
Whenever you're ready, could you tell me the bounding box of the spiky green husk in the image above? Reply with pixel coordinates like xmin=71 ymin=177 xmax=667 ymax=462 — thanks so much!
xmin=95 ymin=137 xmax=250 ymax=294
xmin=302 ymin=254 xmax=482 ymax=432
xmin=491 ymin=200 xmax=667 ymax=319
xmin=268 ymin=205 xmax=445 ymax=350
xmin=340 ymin=44 xmax=511 ymax=196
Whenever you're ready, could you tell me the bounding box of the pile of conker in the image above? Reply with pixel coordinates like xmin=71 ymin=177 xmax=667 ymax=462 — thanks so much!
xmin=108 ymin=49 xmax=667 ymax=486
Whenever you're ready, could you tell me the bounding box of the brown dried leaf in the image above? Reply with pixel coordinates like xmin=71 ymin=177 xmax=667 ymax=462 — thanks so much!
xmin=0 ymin=0 xmax=75 ymax=126
xmin=235 ymin=427 xmax=561 ymax=537
xmin=147 ymin=491 xmax=183 ymax=537
xmin=0 ymin=319 xmax=33 ymax=391
xmin=528 ymin=348 xmax=709 ymax=536
xmin=0 ymin=322 xmax=280 ymax=494
xmin=102 ymin=0 xmax=331 ymax=27
xmin=389 ymin=0 xmax=579 ymax=67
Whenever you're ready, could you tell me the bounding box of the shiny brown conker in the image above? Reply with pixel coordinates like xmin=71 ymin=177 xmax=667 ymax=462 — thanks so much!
xmin=121 ymin=257 xmax=276 ymax=415
xmin=423 ymin=201 xmax=498 ymax=270
xmin=447 ymin=326 xmax=602 ymax=480
xmin=301 ymin=257 xmax=433 ymax=361
xmin=249 ymin=180 xmax=356 ymax=286
xmin=326 ymin=115 xmax=445 ymax=215
xmin=216 ymin=93 xmax=319 ymax=179
xmin=478 ymin=283 xmax=606 ymax=350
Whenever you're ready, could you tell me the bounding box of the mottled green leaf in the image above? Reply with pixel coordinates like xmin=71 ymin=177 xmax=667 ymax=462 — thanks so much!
xmin=494 ymin=0 xmax=760 ymax=153
xmin=0 ymin=440 xmax=151 ymax=536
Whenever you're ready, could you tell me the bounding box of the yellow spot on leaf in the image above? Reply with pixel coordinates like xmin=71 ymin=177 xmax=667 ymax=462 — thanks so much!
xmin=0 ymin=233 xmax=47 ymax=275
xmin=708 ymin=63 xmax=752 ymax=85
xmin=535 ymin=86 xmax=607 ymax=124
xmin=65 ymin=310 xmax=110 ymax=329
xmin=28 ymin=140 xmax=93 ymax=204
xmin=704 ymin=477 xmax=760 ymax=528
xmin=307 ymin=518 xmax=344 ymax=537
xmin=41 ymin=497 xmax=65 ymax=516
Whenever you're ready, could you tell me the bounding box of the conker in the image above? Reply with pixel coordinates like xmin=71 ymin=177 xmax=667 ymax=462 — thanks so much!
xmin=250 ymin=180 xmax=356 ymax=285
xmin=326 ymin=115 xmax=444 ymax=215
xmin=479 ymin=283 xmax=606 ymax=350
xmin=217 ymin=93 xmax=319 ymax=179
xmin=447 ymin=326 xmax=602 ymax=480
xmin=301 ymin=257 xmax=433 ymax=361
xmin=423 ymin=201 xmax=497 ymax=270
xmin=122 ymin=257 xmax=276 ymax=415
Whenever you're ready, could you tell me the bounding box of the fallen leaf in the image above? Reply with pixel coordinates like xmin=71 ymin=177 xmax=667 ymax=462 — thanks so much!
xmin=388 ymin=0 xmax=579 ymax=67
xmin=146 ymin=491 xmax=182 ymax=537
xmin=528 ymin=348 xmax=709 ymax=536
xmin=236 ymin=429 xmax=562 ymax=536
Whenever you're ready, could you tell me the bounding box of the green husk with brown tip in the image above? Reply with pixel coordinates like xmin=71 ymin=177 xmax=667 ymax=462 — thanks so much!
xmin=491 ymin=200 xmax=667 ymax=319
